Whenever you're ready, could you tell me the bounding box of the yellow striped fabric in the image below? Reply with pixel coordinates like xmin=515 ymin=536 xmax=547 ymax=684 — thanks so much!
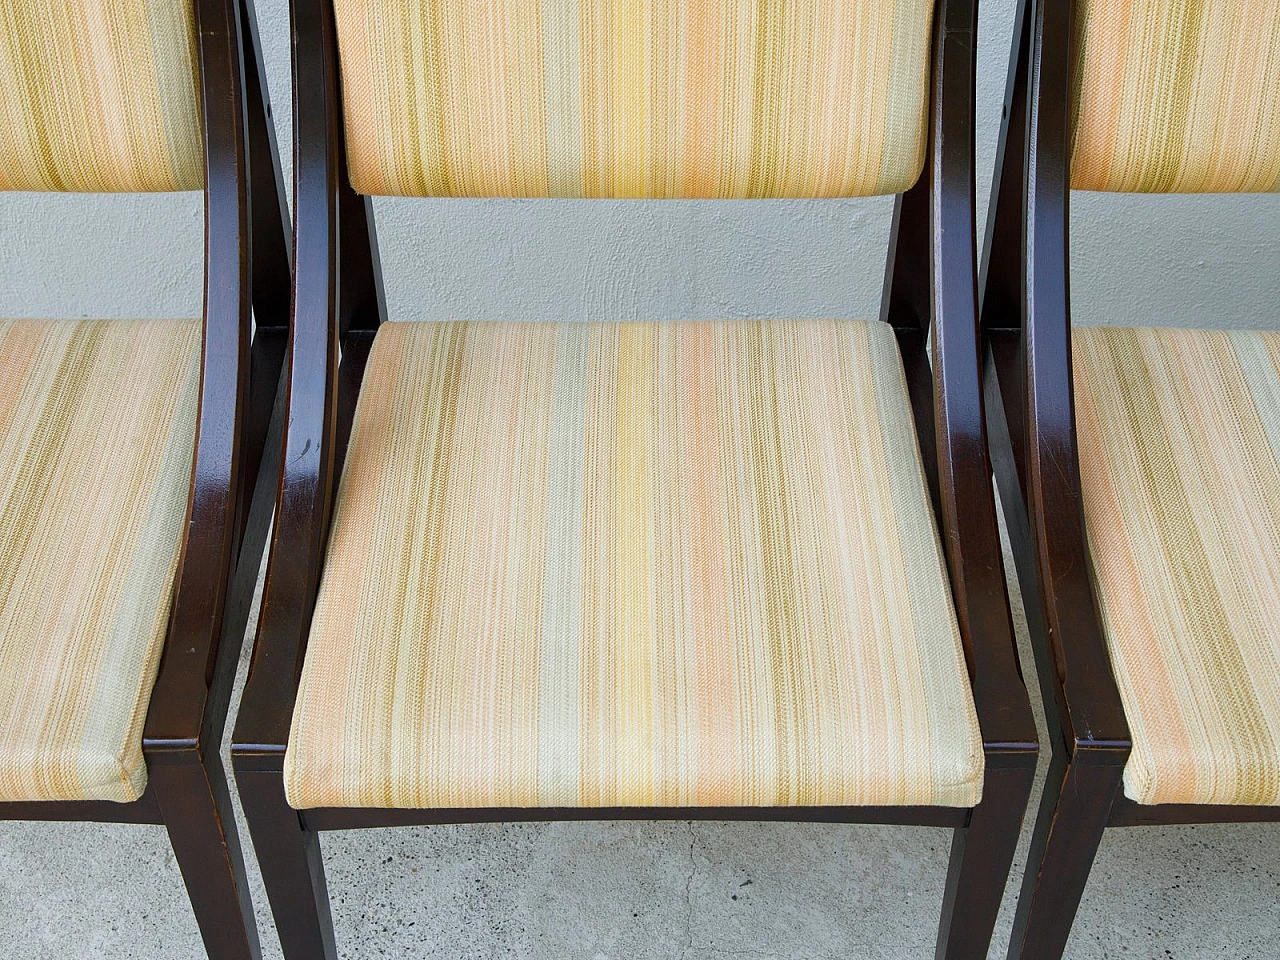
xmin=285 ymin=319 xmax=984 ymax=810
xmin=1074 ymin=326 xmax=1280 ymax=806
xmin=333 ymin=0 xmax=936 ymax=198
xmin=1070 ymin=0 xmax=1280 ymax=193
xmin=0 ymin=0 xmax=203 ymax=193
xmin=0 ymin=319 xmax=200 ymax=802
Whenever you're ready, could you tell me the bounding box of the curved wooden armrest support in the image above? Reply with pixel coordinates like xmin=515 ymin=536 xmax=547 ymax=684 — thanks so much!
xmin=144 ymin=0 xmax=253 ymax=757
xmin=928 ymin=0 xmax=1036 ymax=756
xmin=234 ymin=0 xmax=346 ymax=761
xmin=981 ymin=0 xmax=1129 ymax=756
xmin=1022 ymin=316 xmax=1129 ymax=753
xmin=1023 ymin=0 xmax=1127 ymax=754
xmin=888 ymin=0 xmax=1036 ymax=757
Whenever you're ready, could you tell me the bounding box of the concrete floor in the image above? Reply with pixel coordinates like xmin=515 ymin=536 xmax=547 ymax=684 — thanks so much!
xmin=1 ymin=538 xmax=1277 ymax=959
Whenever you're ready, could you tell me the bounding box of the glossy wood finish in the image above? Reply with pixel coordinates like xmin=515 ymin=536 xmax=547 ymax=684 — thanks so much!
xmin=0 ymin=2 xmax=288 ymax=957
xmin=233 ymin=2 xmax=1035 ymax=958
xmin=980 ymin=1 xmax=1280 ymax=958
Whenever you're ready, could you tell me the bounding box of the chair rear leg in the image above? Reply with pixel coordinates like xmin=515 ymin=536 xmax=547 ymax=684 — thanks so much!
xmin=235 ymin=765 xmax=337 ymax=960
xmin=935 ymin=758 xmax=1036 ymax=960
xmin=152 ymin=752 xmax=261 ymax=960
xmin=1005 ymin=748 xmax=1122 ymax=960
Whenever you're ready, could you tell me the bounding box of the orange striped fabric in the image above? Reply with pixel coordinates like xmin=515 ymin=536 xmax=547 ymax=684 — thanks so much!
xmin=0 ymin=0 xmax=204 ymax=192
xmin=1074 ymin=326 xmax=1280 ymax=806
xmin=0 ymin=319 xmax=200 ymax=802
xmin=1069 ymin=0 xmax=1280 ymax=193
xmin=332 ymin=0 xmax=937 ymax=198
xmin=284 ymin=319 xmax=984 ymax=810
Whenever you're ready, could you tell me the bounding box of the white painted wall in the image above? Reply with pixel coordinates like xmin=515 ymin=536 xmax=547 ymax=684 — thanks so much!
xmin=1 ymin=0 xmax=1276 ymax=330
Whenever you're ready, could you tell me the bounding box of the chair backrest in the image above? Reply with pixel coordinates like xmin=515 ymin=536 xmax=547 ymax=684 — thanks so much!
xmin=1068 ymin=0 xmax=1280 ymax=193
xmin=331 ymin=0 xmax=938 ymax=199
xmin=0 ymin=0 xmax=204 ymax=192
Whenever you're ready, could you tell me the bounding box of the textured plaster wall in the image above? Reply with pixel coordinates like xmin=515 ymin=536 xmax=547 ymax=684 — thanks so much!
xmin=1 ymin=0 xmax=1277 ymax=329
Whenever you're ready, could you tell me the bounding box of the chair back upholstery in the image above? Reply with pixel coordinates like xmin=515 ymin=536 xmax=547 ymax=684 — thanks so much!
xmin=1069 ymin=0 xmax=1280 ymax=193
xmin=332 ymin=0 xmax=937 ymax=198
xmin=0 ymin=0 xmax=204 ymax=192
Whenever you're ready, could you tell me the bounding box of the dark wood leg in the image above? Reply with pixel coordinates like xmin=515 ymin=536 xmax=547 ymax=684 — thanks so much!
xmin=236 ymin=765 xmax=337 ymax=960
xmin=1005 ymin=748 xmax=1123 ymax=960
xmin=935 ymin=757 xmax=1036 ymax=960
xmin=151 ymin=752 xmax=261 ymax=960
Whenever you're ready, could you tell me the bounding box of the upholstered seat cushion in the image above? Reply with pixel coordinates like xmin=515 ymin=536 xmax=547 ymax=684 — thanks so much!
xmin=285 ymin=319 xmax=984 ymax=810
xmin=1074 ymin=326 xmax=1280 ymax=806
xmin=0 ymin=318 xmax=200 ymax=802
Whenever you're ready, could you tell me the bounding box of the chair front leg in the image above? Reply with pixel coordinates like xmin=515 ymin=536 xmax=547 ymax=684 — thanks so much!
xmin=935 ymin=755 xmax=1036 ymax=960
xmin=151 ymin=749 xmax=261 ymax=960
xmin=1005 ymin=746 xmax=1123 ymax=960
xmin=235 ymin=763 xmax=337 ymax=960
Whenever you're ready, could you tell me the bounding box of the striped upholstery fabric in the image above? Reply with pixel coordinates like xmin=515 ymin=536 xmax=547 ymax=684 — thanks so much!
xmin=285 ymin=319 xmax=984 ymax=810
xmin=1073 ymin=326 xmax=1280 ymax=806
xmin=0 ymin=319 xmax=200 ymax=802
xmin=0 ymin=0 xmax=203 ymax=192
xmin=1069 ymin=0 xmax=1280 ymax=193
xmin=333 ymin=0 xmax=936 ymax=198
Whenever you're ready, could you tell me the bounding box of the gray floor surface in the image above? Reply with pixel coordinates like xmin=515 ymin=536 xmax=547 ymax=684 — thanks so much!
xmin=1 ymin=522 xmax=1277 ymax=959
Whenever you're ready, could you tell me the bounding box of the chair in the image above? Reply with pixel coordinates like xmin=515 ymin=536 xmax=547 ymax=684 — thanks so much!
xmin=981 ymin=0 xmax=1280 ymax=957
xmin=0 ymin=1 xmax=290 ymax=956
xmin=231 ymin=1 xmax=1037 ymax=957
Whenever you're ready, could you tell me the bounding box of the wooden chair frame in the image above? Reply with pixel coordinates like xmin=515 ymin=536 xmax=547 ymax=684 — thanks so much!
xmin=0 ymin=1 xmax=291 ymax=957
xmin=980 ymin=1 xmax=1280 ymax=957
xmin=231 ymin=1 xmax=1037 ymax=957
